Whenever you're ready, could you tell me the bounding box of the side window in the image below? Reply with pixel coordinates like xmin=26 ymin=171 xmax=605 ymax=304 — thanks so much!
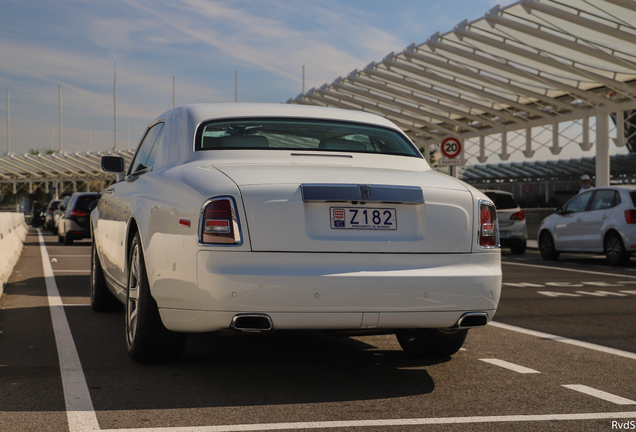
xmin=145 ymin=127 xmax=164 ymax=169
xmin=589 ymin=190 xmax=620 ymax=211
xmin=129 ymin=123 xmax=165 ymax=175
xmin=563 ymin=191 xmax=592 ymax=214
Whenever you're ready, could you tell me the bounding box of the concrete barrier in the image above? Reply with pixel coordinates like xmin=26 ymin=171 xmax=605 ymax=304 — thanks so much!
xmin=0 ymin=212 xmax=28 ymax=297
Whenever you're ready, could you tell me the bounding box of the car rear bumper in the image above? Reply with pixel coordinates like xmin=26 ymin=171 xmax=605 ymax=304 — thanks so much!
xmin=64 ymin=219 xmax=91 ymax=239
xmin=158 ymin=309 xmax=498 ymax=332
xmin=157 ymin=250 xmax=502 ymax=332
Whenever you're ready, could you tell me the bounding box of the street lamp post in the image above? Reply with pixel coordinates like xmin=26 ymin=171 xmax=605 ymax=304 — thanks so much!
xmin=6 ymin=90 xmax=10 ymax=155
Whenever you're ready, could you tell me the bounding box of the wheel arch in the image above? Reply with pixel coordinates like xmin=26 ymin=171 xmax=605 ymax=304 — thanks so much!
xmin=602 ymin=227 xmax=623 ymax=245
xmin=125 ymin=217 xmax=141 ymax=277
xmin=538 ymin=228 xmax=554 ymax=244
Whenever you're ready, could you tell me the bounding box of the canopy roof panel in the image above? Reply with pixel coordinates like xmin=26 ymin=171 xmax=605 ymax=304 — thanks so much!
xmin=0 ymin=150 xmax=134 ymax=183
xmin=289 ymin=0 xmax=636 ymax=148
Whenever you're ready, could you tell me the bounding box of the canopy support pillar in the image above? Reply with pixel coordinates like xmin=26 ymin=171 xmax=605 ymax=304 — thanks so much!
xmin=595 ymin=108 xmax=610 ymax=187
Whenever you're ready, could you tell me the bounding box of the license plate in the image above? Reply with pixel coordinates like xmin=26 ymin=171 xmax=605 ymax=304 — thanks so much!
xmin=330 ymin=207 xmax=397 ymax=230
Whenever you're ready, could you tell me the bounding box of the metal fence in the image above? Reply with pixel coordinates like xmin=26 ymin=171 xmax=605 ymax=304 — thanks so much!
xmin=522 ymin=208 xmax=556 ymax=240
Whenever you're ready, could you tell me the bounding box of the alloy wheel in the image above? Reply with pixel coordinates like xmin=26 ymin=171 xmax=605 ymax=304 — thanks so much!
xmin=127 ymin=244 xmax=140 ymax=346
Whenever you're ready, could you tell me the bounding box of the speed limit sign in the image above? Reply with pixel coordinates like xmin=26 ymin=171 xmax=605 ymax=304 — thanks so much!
xmin=441 ymin=136 xmax=462 ymax=159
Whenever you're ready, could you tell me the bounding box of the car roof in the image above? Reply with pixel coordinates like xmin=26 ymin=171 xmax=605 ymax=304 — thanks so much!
xmin=156 ymin=103 xmax=403 ymax=131
xmin=482 ymin=189 xmax=514 ymax=196
xmin=149 ymin=103 xmax=416 ymax=168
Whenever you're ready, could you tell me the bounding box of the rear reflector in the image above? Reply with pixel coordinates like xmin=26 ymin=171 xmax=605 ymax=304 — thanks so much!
xmin=201 ymin=198 xmax=241 ymax=244
xmin=626 ymin=209 xmax=636 ymax=224
xmin=479 ymin=201 xmax=499 ymax=248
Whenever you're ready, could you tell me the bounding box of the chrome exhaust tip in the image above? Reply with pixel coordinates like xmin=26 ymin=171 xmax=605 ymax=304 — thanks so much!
xmin=231 ymin=314 xmax=273 ymax=333
xmin=457 ymin=312 xmax=489 ymax=329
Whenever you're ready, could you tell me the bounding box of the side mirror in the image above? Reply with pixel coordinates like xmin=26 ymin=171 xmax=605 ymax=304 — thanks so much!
xmin=59 ymin=205 xmax=66 ymax=212
xmin=101 ymin=156 xmax=125 ymax=174
xmin=88 ymin=200 xmax=99 ymax=212
xmin=555 ymin=207 xmax=563 ymax=215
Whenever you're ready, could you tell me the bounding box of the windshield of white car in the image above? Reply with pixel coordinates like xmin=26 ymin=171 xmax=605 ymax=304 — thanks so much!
xmin=195 ymin=118 xmax=422 ymax=158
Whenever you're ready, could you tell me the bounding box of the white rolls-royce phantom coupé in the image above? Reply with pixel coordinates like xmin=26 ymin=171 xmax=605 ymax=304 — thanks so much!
xmin=90 ymin=103 xmax=501 ymax=363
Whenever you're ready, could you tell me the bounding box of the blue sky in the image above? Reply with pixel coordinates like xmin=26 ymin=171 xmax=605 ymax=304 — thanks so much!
xmin=0 ymin=0 xmax=502 ymax=154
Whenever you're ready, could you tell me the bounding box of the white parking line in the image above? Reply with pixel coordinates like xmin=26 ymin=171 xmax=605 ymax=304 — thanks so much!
xmin=49 ymin=255 xmax=91 ymax=258
xmin=34 ymin=229 xmax=636 ymax=432
xmin=53 ymin=270 xmax=91 ymax=273
xmin=102 ymin=411 xmax=636 ymax=431
xmin=502 ymin=261 xmax=636 ymax=279
xmin=38 ymin=230 xmax=100 ymax=432
xmin=479 ymin=359 xmax=540 ymax=374
xmin=490 ymin=321 xmax=636 ymax=361
xmin=563 ymin=385 xmax=636 ymax=405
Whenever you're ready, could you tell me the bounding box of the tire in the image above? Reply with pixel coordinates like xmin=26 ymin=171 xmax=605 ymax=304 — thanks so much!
xmin=396 ymin=328 xmax=468 ymax=358
xmin=510 ymin=241 xmax=526 ymax=255
xmin=58 ymin=233 xmax=63 ymax=243
xmin=64 ymin=233 xmax=74 ymax=245
xmin=539 ymin=231 xmax=559 ymax=261
xmin=604 ymin=232 xmax=630 ymax=265
xmin=90 ymin=240 xmax=120 ymax=312
xmin=126 ymin=233 xmax=187 ymax=363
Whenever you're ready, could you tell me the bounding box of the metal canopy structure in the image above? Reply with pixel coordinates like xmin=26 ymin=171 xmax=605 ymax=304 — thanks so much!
xmin=0 ymin=150 xmax=134 ymax=197
xmin=462 ymin=152 xmax=636 ymax=183
xmin=288 ymin=0 xmax=636 ymax=184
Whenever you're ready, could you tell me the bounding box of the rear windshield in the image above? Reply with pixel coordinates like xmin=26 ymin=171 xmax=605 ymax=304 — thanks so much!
xmin=73 ymin=195 xmax=101 ymax=211
xmin=195 ymin=118 xmax=422 ymax=158
xmin=630 ymin=191 xmax=636 ymax=207
xmin=484 ymin=192 xmax=518 ymax=210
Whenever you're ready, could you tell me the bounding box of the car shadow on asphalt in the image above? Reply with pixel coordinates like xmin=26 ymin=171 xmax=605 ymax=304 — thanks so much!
xmin=70 ymin=305 xmax=444 ymax=410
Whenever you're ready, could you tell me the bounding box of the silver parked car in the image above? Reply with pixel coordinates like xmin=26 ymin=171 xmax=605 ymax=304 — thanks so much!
xmin=483 ymin=190 xmax=527 ymax=255
xmin=538 ymin=186 xmax=636 ymax=264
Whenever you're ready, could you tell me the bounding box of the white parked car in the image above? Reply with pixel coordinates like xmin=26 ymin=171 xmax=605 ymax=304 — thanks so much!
xmin=483 ymin=190 xmax=527 ymax=255
xmin=538 ymin=186 xmax=636 ymax=264
xmin=90 ymin=103 xmax=502 ymax=363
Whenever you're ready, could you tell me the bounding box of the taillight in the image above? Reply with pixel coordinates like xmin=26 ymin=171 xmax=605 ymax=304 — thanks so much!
xmin=201 ymin=197 xmax=241 ymax=244
xmin=626 ymin=210 xmax=636 ymax=224
xmin=479 ymin=201 xmax=499 ymax=248
xmin=69 ymin=210 xmax=87 ymax=217
xmin=510 ymin=210 xmax=525 ymax=221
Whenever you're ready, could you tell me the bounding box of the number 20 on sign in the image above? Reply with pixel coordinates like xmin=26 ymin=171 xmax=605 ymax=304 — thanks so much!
xmin=441 ymin=136 xmax=462 ymax=159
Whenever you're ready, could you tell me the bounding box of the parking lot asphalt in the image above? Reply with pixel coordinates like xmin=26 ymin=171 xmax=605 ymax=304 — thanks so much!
xmin=1 ymin=229 xmax=635 ymax=432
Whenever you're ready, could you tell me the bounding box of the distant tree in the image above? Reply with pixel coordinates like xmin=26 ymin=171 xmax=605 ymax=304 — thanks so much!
xmin=28 ymin=148 xmax=57 ymax=155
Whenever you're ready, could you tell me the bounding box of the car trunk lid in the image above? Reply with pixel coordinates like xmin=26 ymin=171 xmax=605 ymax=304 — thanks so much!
xmin=207 ymin=153 xmax=474 ymax=253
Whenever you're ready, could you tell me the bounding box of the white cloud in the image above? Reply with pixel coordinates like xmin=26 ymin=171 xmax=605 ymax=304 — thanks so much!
xmin=118 ymin=0 xmax=406 ymax=86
